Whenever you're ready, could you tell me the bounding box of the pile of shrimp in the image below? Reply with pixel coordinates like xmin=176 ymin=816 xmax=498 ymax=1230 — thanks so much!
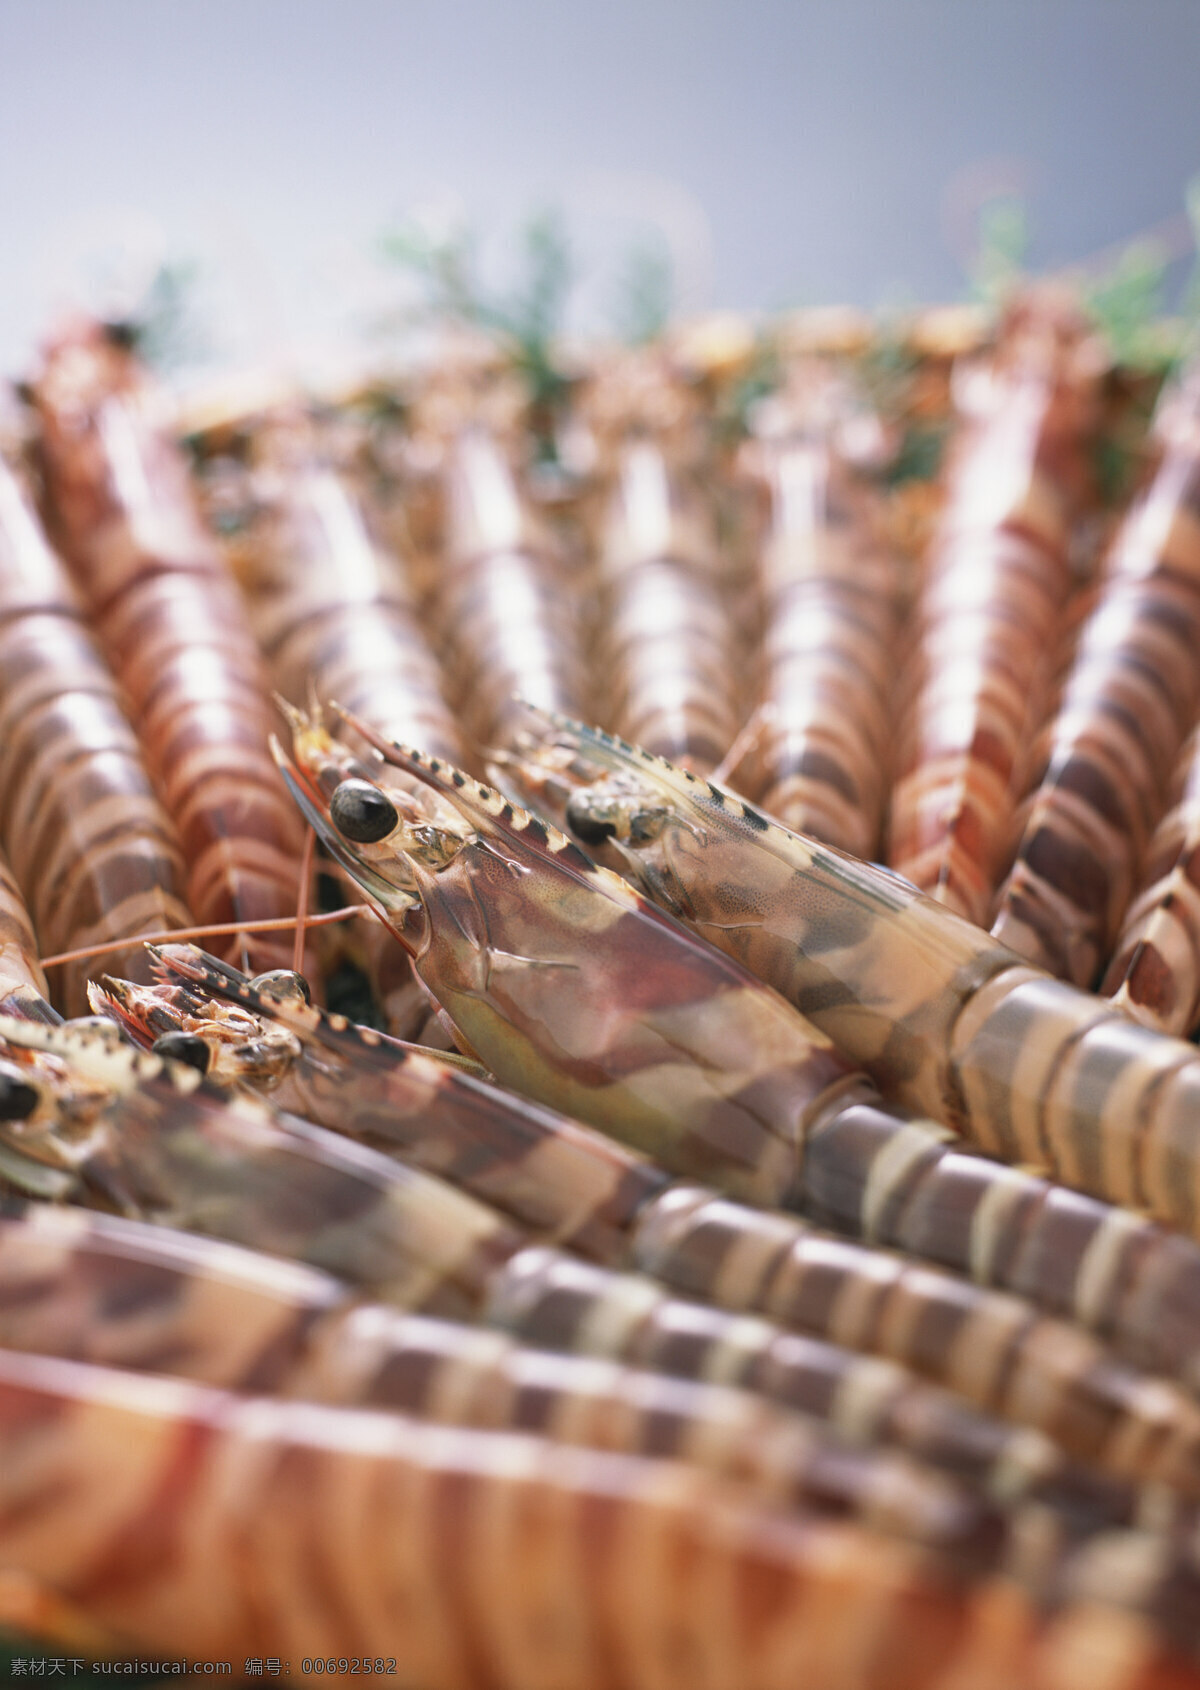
xmin=3 ymin=293 xmax=1200 ymax=1687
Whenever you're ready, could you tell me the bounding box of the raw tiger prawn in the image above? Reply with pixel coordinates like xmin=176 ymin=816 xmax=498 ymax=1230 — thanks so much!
xmin=273 ymin=706 xmax=863 ymax=1208
xmin=887 ymin=296 xmax=1101 ymax=923
xmin=433 ymin=423 xmax=586 ymax=746
xmin=5 ymin=1347 xmax=1080 ymax=1690
xmin=102 ymin=946 xmax=1200 ymax=1484
xmin=229 ymin=425 xmax=466 ymax=769
xmin=991 ymin=355 xmax=1200 ymax=985
xmin=497 ymin=709 xmax=1200 ymax=1251
xmin=581 ymin=351 xmax=744 ymax=773
xmin=29 ymin=320 xmax=307 ymax=976
xmin=740 ymin=370 xmax=905 ymax=862
xmin=0 ymin=1200 xmax=1018 ymax=1569
xmin=15 ymin=1211 xmax=1200 ymax=1677
xmin=0 ymin=1011 xmax=1141 ymax=1522
xmin=0 ymin=448 xmax=190 ymax=1013
xmin=277 ymin=706 xmax=1200 ymax=1399
xmin=16 ymin=1347 xmax=1200 ymax=1690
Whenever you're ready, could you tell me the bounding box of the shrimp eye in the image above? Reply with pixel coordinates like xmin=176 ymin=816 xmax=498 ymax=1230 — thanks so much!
xmin=330 ymin=780 xmax=399 ymax=843
xmin=152 ymin=1032 xmax=211 ymax=1075
xmin=251 ymin=969 xmax=312 ymax=1006
xmin=0 ymin=1064 xmax=40 ymax=1121
xmin=565 ymin=794 xmax=618 ymax=846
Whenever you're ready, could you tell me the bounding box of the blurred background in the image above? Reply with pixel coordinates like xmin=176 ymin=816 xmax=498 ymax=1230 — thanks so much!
xmin=2 ymin=0 xmax=1200 ymax=376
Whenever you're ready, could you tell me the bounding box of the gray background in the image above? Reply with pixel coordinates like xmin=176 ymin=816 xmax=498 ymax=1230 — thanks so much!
xmin=2 ymin=0 xmax=1199 ymax=375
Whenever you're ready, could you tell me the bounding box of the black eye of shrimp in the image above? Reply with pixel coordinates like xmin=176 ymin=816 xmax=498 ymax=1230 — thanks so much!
xmin=0 ymin=1063 xmax=40 ymax=1122
xmin=152 ymin=1032 xmax=212 ymax=1075
xmin=250 ymin=969 xmax=312 ymax=1006
xmin=565 ymin=794 xmax=619 ymax=846
xmin=330 ymin=780 xmax=399 ymax=844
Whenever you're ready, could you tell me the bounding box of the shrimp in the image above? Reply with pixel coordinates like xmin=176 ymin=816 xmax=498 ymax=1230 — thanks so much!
xmin=29 ymin=320 xmax=306 ymax=974
xmin=0 ymin=1013 xmax=1163 ymax=1517
xmin=2 ymin=1346 xmax=1095 ymax=1689
xmin=590 ymin=429 xmax=742 ymax=772
xmin=991 ymin=357 xmax=1200 ymax=985
xmin=742 ymin=374 xmax=905 ymax=859
xmin=1102 ymin=724 xmax=1200 ymax=1034
xmin=887 ymin=300 xmax=1101 ymax=923
xmin=433 ymin=424 xmax=586 ymax=745
xmin=0 ymin=450 xmax=190 ymax=1012
xmin=233 ymin=425 xmax=466 ymax=768
xmin=493 ymin=713 xmax=1200 ymax=1252
xmin=14 ymin=1215 xmax=1200 ymax=1679
xmin=258 ymin=706 xmax=1200 ymax=1500
xmin=0 ymin=1200 xmax=1012 ymax=1566
xmin=106 ymin=950 xmax=1200 ymax=1468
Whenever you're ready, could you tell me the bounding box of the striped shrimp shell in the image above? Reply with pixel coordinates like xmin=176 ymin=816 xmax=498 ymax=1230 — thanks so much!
xmin=30 ymin=321 xmax=305 ymax=973
xmin=888 ymin=301 xmax=1101 ymax=924
xmin=991 ymin=356 xmax=1200 ymax=985
xmin=8 ymin=1345 xmax=1181 ymax=1690
xmin=0 ymin=447 xmax=189 ymax=1011
xmin=745 ymin=379 xmax=905 ymax=859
